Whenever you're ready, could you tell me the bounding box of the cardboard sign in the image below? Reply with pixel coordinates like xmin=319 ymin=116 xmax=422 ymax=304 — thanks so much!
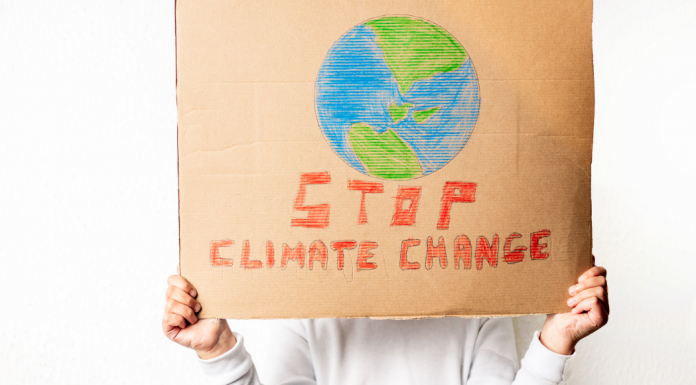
xmin=176 ymin=0 xmax=594 ymax=319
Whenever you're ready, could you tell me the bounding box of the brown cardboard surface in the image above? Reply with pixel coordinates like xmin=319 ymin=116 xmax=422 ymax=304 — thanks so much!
xmin=176 ymin=0 xmax=594 ymax=319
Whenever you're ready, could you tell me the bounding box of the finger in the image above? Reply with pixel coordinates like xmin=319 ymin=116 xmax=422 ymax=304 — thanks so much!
xmin=166 ymin=299 xmax=198 ymax=325
xmin=167 ymin=286 xmax=201 ymax=313
xmin=163 ymin=312 xmax=187 ymax=330
xmin=572 ymin=296 xmax=609 ymax=327
xmin=571 ymin=276 xmax=606 ymax=295
xmin=578 ymin=266 xmax=606 ymax=282
xmin=572 ymin=295 xmax=599 ymax=314
xmin=567 ymin=286 xmax=608 ymax=313
xmin=168 ymin=275 xmax=197 ymax=298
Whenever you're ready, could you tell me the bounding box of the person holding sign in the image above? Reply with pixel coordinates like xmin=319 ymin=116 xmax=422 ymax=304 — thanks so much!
xmin=170 ymin=2 xmax=603 ymax=383
xmin=162 ymin=263 xmax=608 ymax=384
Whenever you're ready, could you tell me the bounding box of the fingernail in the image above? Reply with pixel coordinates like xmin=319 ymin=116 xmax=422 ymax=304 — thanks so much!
xmin=567 ymin=298 xmax=575 ymax=306
xmin=569 ymin=286 xmax=577 ymax=295
xmin=190 ymin=289 xmax=197 ymax=297
xmin=195 ymin=303 xmax=201 ymax=312
xmin=578 ymin=275 xmax=587 ymax=282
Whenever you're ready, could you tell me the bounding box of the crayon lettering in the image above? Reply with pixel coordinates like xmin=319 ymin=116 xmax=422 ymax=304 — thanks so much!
xmin=391 ymin=186 xmax=422 ymax=226
xmin=210 ymin=240 xmax=234 ymax=267
xmin=291 ymin=172 xmax=331 ymax=229
xmin=530 ymin=230 xmax=551 ymax=260
xmin=475 ymin=234 xmax=499 ymax=269
xmin=357 ymin=241 xmax=379 ymax=270
xmin=282 ymin=242 xmax=305 ymax=269
xmin=426 ymin=236 xmax=447 ymax=269
xmin=240 ymin=240 xmax=263 ymax=269
xmin=400 ymin=238 xmax=422 ymax=270
xmin=437 ymin=182 xmax=477 ymax=230
xmin=348 ymin=180 xmax=384 ymax=225
xmin=504 ymin=233 xmax=526 ymax=263
xmin=331 ymin=241 xmax=357 ymax=271
xmin=308 ymin=240 xmax=328 ymax=270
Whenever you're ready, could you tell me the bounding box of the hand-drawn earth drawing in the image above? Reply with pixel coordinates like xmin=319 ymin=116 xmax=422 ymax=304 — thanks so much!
xmin=316 ymin=16 xmax=480 ymax=180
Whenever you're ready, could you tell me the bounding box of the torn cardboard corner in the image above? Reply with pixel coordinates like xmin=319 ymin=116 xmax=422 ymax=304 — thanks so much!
xmin=176 ymin=0 xmax=594 ymax=319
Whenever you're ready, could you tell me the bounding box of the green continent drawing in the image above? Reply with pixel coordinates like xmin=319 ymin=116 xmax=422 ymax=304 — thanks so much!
xmin=388 ymin=103 xmax=413 ymax=124
xmin=365 ymin=16 xmax=468 ymax=94
xmin=348 ymin=123 xmax=422 ymax=179
xmin=414 ymin=107 xmax=439 ymax=123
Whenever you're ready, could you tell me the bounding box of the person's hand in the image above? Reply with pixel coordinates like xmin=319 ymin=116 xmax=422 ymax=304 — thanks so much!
xmin=539 ymin=259 xmax=609 ymax=355
xmin=162 ymin=270 xmax=236 ymax=359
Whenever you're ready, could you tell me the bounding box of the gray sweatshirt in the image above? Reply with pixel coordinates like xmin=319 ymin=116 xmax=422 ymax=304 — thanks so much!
xmin=199 ymin=317 xmax=571 ymax=384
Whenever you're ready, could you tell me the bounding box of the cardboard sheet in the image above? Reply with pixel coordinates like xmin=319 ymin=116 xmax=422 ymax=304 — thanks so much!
xmin=176 ymin=0 xmax=594 ymax=319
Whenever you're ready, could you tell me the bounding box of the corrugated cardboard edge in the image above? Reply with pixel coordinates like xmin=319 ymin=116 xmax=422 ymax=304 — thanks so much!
xmin=370 ymin=312 xmax=550 ymax=320
xmin=175 ymin=0 xmax=182 ymax=273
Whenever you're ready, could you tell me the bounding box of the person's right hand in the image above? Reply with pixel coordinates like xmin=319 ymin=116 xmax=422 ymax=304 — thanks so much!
xmin=162 ymin=272 xmax=236 ymax=359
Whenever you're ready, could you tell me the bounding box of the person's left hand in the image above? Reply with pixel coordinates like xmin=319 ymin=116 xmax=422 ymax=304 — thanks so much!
xmin=539 ymin=260 xmax=609 ymax=355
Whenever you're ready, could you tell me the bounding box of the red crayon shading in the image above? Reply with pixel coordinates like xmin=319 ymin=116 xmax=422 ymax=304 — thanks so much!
xmin=357 ymin=241 xmax=378 ymax=270
xmin=391 ymin=186 xmax=422 ymax=226
xmin=437 ymin=182 xmax=476 ymax=230
xmin=400 ymin=238 xmax=421 ymax=270
xmin=454 ymin=235 xmax=472 ymax=270
xmin=240 ymin=240 xmax=263 ymax=269
xmin=426 ymin=236 xmax=447 ymax=269
xmin=291 ymin=172 xmax=331 ymax=229
xmin=475 ymin=234 xmax=499 ymax=270
xmin=504 ymin=233 xmax=527 ymax=263
xmin=266 ymin=241 xmax=275 ymax=269
xmin=282 ymin=242 xmax=305 ymax=269
xmin=308 ymin=240 xmax=328 ymax=270
xmin=331 ymin=241 xmax=357 ymax=271
xmin=348 ymin=180 xmax=384 ymax=225
xmin=210 ymin=240 xmax=234 ymax=267
xmin=531 ymin=230 xmax=551 ymax=260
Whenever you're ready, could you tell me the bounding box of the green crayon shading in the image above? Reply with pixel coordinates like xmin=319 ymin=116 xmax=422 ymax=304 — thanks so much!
xmin=388 ymin=103 xmax=413 ymax=123
xmin=348 ymin=123 xmax=422 ymax=180
xmin=366 ymin=16 xmax=467 ymax=94
xmin=414 ymin=107 xmax=440 ymax=123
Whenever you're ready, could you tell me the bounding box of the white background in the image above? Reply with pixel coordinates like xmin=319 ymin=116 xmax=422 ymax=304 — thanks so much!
xmin=1 ymin=0 xmax=695 ymax=384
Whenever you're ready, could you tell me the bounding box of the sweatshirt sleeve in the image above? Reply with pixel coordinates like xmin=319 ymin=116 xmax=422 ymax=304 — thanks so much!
xmin=513 ymin=331 xmax=572 ymax=385
xmin=198 ymin=321 xmax=316 ymax=385
xmin=467 ymin=318 xmax=571 ymax=385
xmin=197 ymin=332 xmax=262 ymax=385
